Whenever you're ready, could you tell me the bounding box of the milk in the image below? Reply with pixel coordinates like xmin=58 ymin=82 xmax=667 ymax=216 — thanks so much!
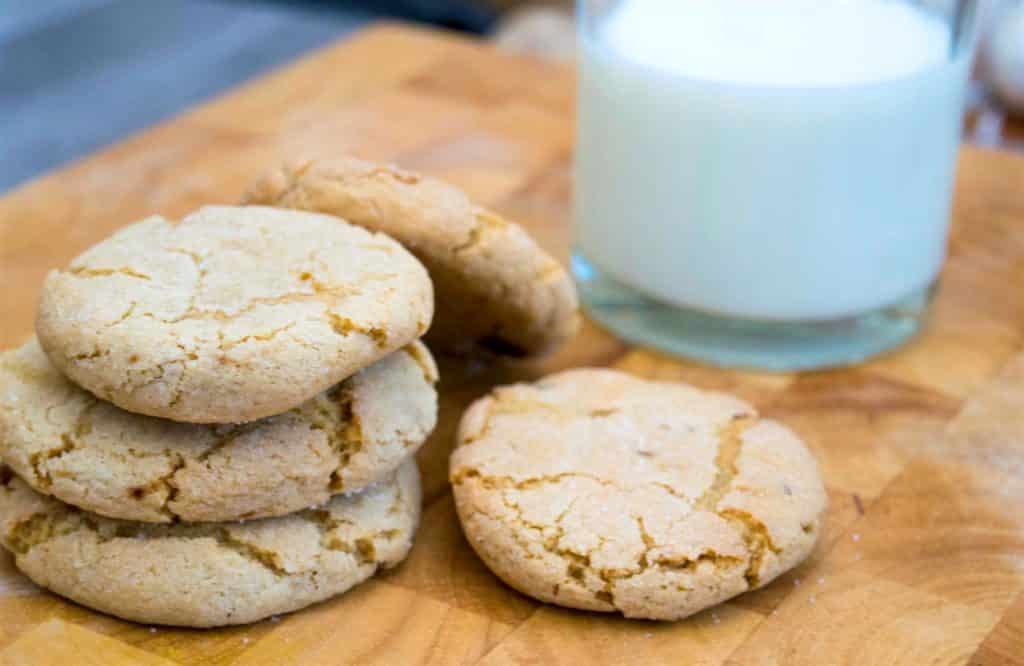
xmin=576 ymin=0 xmax=973 ymax=321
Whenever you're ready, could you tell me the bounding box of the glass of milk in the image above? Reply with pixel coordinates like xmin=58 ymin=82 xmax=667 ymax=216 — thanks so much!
xmin=574 ymin=0 xmax=981 ymax=370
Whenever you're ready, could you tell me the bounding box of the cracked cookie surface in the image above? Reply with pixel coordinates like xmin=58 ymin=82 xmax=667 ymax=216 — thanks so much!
xmin=0 ymin=338 xmax=437 ymax=522
xmin=243 ymin=158 xmax=579 ymax=359
xmin=0 ymin=458 xmax=420 ymax=627
xmin=449 ymin=369 xmax=826 ymax=621
xmin=36 ymin=205 xmax=433 ymax=423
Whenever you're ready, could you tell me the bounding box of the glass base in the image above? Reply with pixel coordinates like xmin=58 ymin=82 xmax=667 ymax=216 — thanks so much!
xmin=573 ymin=253 xmax=933 ymax=372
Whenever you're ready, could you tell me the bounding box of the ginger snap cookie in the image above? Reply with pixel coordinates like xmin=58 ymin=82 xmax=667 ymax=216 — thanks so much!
xmin=0 ymin=338 xmax=437 ymax=523
xmin=450 ymin=369 xmax=827 ymax=621
xmin=0 ymin=459 xmax=420 ymax=627
xmin=243 ymin=159 xmax=579 ymax=359
xmin=36 ymin=205 xmax=433 ymax=423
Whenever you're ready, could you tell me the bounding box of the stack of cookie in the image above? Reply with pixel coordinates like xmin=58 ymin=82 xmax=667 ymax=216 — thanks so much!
xmin=0 ymin=158 xmax=584 ymax=628
xmin=0 ymin=205 xmax=441 ymax=627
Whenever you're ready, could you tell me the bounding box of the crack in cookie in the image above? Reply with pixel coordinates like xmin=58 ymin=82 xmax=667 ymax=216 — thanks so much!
xmin=68 ymin=267 xmax=152 ymax=281
xmin=696 ymin=415 xmax=755 ymax=512
xmin=328 ymin=314 xmax=388 ymax=349
xmin=720 ymin=509 xmax=780 ymax=588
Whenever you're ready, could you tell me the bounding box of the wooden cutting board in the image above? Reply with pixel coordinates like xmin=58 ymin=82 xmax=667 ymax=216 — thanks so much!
xmin=0 ymin=23 xmax=1022 ymax=666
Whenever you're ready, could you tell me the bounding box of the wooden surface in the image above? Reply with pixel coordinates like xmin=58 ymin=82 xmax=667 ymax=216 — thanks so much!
xmin=1 ymin=23 xmax=1023 ymax=665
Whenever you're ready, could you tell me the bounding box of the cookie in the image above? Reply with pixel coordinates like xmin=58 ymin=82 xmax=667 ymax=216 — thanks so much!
xmin=0 ymin=459 xmax=420 ymax=627
xmin=243 ymin=159 xmax=579 ymax=359
xmin=449 ymin=369 xmax=827 ymax=621
xmin=36 ymin=205 xmax=433 ymax=423
xmin=0 ymin=338 xmax=436 ymax=523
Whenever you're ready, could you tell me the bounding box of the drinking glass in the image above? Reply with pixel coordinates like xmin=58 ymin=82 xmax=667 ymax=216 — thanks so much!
xmin=574 ymin=0 xmax=982 ymax=370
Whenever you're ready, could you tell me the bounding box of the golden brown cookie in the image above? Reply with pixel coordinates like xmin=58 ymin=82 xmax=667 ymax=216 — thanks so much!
xmin=450 ymin=369 xmax=826 ymax=620
xmin=36 ymin=205 xmax=433 ymax=423
xmin=243 ymin=159 xmax=579 ymax=359
xmin=0 ymin=338 xmax=436 ymax=522
xmin=0 ymin=459 xmax=420 ymax=628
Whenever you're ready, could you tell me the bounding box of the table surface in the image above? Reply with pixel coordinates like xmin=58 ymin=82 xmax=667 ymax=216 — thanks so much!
xmin=1 ymin=23 xmax=1023 ymax=666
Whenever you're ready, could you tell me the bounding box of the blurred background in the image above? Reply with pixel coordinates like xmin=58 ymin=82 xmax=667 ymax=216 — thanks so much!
xmin=2 ymin=0 xmax=1021 ymax=194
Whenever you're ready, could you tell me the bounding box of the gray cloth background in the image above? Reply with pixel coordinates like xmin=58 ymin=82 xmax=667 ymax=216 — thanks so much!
xmin=0 ymin=0 xmax=494 ymax=193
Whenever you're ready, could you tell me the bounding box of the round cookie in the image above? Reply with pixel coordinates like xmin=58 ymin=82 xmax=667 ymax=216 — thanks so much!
xmin=243 ymin=159 xmax=579 ymax=359
xmin=449 ymin=369 xmax=827 ymax=621
xmin=0 ymin=337 xmax=437 ymax=523
xmin=0 ymin=459 xmax=420 ymax=627
xmin=36 ymin=205 xmax=433 ymax=423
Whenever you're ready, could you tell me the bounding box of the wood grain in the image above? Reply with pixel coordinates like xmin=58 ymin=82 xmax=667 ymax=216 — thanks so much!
xmin=0 ymin=22 xmax=1022 ymax=665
